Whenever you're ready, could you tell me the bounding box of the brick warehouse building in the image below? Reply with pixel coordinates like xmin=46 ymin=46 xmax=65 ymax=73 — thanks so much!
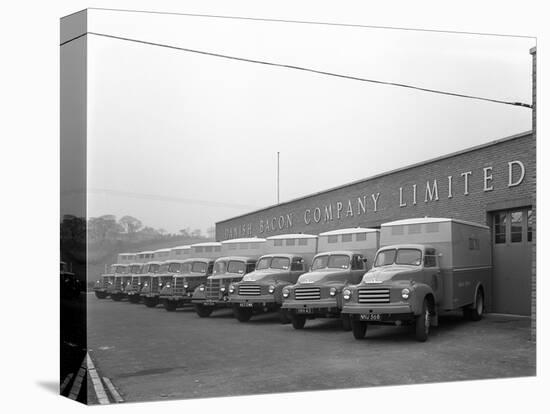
xmin=216 ymin=130 xmax=535 ymax=320
xmin=216 ymin=48 xmax=537 ymax=337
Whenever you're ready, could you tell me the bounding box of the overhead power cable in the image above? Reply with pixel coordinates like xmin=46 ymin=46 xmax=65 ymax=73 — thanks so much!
xmin=61 ymin=31 xmax=532 ymax=109
xmin=76 ymin=7 xmax=535 ymax=40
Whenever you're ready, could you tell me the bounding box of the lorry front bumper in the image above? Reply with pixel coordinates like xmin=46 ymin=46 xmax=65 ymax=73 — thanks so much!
xmin=160 ymin=293 xmax=193 ymax=303
xmin=341 ymin=302 xmax=415 ymax=322
xmin=229 ymin=294 xmax=279 ymax=308
xmin=282 ymin=298 xmax=340 ymax=315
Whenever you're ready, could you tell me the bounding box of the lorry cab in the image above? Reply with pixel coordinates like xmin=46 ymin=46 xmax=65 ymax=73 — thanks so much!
xmin=138 ymin=261 xmax=162 ymax=305
xmin=124 ymin=263 xmax=145 ymax=303
xmin=141 ymin=260 xmax=181 ymax=308
xmin=281 ymin=228 xmax=379 ymax=330
xmin=109 ymin=263 xmax=133 ymax=302
xmin=341 ymin=217 xmax=491 ymax=342
xmin=192 ymin=256 xmax=255 ymax=317
xmin=158 ymin=258 xmax=213 ymax=311
xmin=93 ymin=263 xmax=129 ymax=299
xmin=191 ymin=238 xmax=266 ymax=318
xmin=60 ymin=261 xmax=80 ymax=300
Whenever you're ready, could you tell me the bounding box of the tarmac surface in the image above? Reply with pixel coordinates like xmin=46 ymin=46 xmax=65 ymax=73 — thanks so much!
xmin=86 ymin=293 xmax=536 ymax=404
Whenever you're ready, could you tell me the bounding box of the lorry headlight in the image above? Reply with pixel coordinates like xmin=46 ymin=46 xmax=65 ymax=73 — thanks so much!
xmin=268 ymin=285 xmax=275 ymax=294
xmin=401 ymin=288 xmax=410 ymax=300
xmin=183 ymin=283 xmax=189 ymax=289
xmin=282 ymin=288 xmax=290 ymax=298
xmin=220 ymin=286 xmax=226 ymax=292
xmin=229 ymin=284 xmax=235 ymax=294
xmin=329 ymin=287 xmax=337 ymax=297
xmin=144 ymin=282 xmax=148 ymax=287
xmin=343 ymin=289 xmax=351 ymax=300
xmin=166 ymin=283 xmax=171 ymax=288
xmin=199 ymin=285 xmax=205 ymax=292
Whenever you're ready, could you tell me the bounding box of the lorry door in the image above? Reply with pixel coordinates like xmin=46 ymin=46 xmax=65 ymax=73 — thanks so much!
xmin=289 ymin=257 xmax=305 ymax=282
xmin=492 ymin=208 xmax=533 ymax=315
xmin=349 ymin=255 xmax=366 ymax=284
xmin=424 ymin=250 xmax=442 ymax=304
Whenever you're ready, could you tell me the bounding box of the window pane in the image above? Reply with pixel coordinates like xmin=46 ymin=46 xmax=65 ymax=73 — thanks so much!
xmin=356 ymin=232 xmax=367 ymax=241
xmin=408 ymin=224 xmax=421 ymax=234
xmin=510 ymin=211 xmax=523 ymax=243
xmin=286 ymin=239 xmax=296 ymax=246
xmin=274 ymin=240 xmax=283 ymax=246
xmin=328 ymin=235 xmax=338 ymax=243
xmin=298 ymin=238 xmax=308 ymax=246
xmin=527 ymin=209 xmax=533 ymax=242
xmin=494 ymin=213 xmax=506 ymax=244
xmin=342 ymin=234 xmax=352 ymax=242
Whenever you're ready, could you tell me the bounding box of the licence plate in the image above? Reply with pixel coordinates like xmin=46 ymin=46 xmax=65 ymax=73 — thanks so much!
xmin=359 ymin=313 xmax=380 ymax=321
xmin=239 ymin=303 xmax=253 ymax=307
xmin=204 ymin=301 xmax=215 ymax=306
xmin=297 ymin=308 xmax=312 ymax=314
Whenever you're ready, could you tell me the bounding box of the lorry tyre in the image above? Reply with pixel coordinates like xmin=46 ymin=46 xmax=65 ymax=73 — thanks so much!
xmin=278 ymin=309 xmax=291 ymax=324
xmin=415 ymin=298 xmax=430 ymax=342
xmin=351 ymin=320 xmax=367 ymax=339
xmin=144 ymin=297 xmax=158 ymax=308
xmin=234 ymin=306 xmax=253 ymax=322
xmin=164 ymin=300 xmax=177 ymax=312
xmin=194 ymin=304 xmax=213 ymax=318
xmin=111 ymin=293 xmax=122 ymax=302
xmin=465 ymin=289 xmax=484 ymax=321
xmin=291 ymin=315 xmax=306 ymax=330
xmin=128 ymin=295 xmax=139 ymax=304
xmin=341 ymin=315 xmax=352 ymax=331
xmin=95 ymin=291 xmax=107 ymax=299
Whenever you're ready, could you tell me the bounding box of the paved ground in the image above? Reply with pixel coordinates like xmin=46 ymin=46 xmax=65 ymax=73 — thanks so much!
xmin=86 ymin=294 xmax=536 ymax=404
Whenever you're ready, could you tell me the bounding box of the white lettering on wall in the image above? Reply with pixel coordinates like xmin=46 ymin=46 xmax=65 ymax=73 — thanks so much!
xmin=508 ymin=160 xmax=525 ymax=187
xmin=448 ymin=175 xmax=453 ymax=198
xmin=399 ymin=187 xmax=406 ymax=207
xmin=371 ymin=193 xmax=380 ymax=212
xmin=483 ymin=167 xmax=494 ymax=191
xmin=425 ymin=180 xmax=439 ymax=202
xmin=461 ymin=171 xmax=472 ymax=195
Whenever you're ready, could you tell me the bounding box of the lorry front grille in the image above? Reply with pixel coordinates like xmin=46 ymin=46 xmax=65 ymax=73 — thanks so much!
xmin=295 ymin=287 xmax=321 ymax=300
xmin=131 ymin=277 xmax=140 ymax=290
xmin=205 ymin=279 xmax=221 ymax=300
xmin=238 ymin=285 xmax=261 ymax=296
xmin=174 ymin=277 xmax=186 ymax=295
xmin=358 ymin=288 xmax=390 ymax=303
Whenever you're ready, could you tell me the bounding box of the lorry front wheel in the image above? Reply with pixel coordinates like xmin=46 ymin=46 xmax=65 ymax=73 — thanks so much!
xmin=144 ymin=297 xmax=158 ymax=308
xmin=111 ymin=293 xmax=122 ymax=302
xmin=233 ymin=306 xmax=253 ymax=322
xmin=291 ymin=315 xmax=306 ymax=330
xmin=341 ymin=315 xmax=352 ymax=331
xmin=164 ymin=301 xmax=177 ymax=312
xmin=351 ymin=320 xmax=367 ymax=339
xmin=194 ymin=304 xmax=213 ymax=317
xmin=415 ymin=298 xmax=430 ymax=342
xmin=278 ymin=309 xmax=291 ymax=324
xmin=95 ymin=291 xmax=107 ymax=299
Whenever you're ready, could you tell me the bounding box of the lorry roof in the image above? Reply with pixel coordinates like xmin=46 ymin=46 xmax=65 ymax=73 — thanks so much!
xmin=221 ymin=237 xmax=267 ymax=244
xmin=191 ymin=242 xmax=223 ymax=247
xmin=214 ymin=256 xmax=256 ymax=262
xmin=267 ymin=233 xmax=318 ymax=240
xmin=319 ymin=227 xmax=379 ymax=236
xmin=382 ymin=217 xmax=489 ymax=230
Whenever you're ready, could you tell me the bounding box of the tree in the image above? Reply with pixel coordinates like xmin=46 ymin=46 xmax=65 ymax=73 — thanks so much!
xmin=191 ymin=229 xmax=202 ymax=237
xmin=119 ymin=215 xmax=143 ymax=234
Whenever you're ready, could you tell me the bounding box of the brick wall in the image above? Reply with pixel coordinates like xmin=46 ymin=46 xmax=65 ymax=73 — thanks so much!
xmin=217 ymin=132 xmax=535 ymax=241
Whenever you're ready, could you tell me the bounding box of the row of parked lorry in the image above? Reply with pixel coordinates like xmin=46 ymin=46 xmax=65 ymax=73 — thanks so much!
xmin=93 ymin=217 xmax=492 ymax=342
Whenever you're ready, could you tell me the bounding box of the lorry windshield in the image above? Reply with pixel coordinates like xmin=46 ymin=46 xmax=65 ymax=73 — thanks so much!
xmin=213 ymin=261 xmax=227 ymax=274
xmin=181 ymin=263 xmax=192 ymax=273
xmin=159 ymin=263 xmax=170 ymax=273
xmin=149 ymin=264 xmax=160 ymax=273
xmin=129 ymin=265 xmax=142 ymax=274
xmin=168 ymin=262 xmax=182 ymax=273
xmin=192 ymin=262 xmax=208 ymax=273
xmin=256 ymin=257 xmax=290 ymax=270
xmin=312 ymin=254 xmax=350 ymax=270
xmin=374 ymin=249 xmax=422 ymax=267
xmin=227 ymin=260 xmax=246 ymax=274
xmin=113 ymin=266 xmax=129 ymax=274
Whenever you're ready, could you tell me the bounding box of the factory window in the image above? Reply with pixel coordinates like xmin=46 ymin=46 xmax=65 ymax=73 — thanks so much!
xmin=298 ymin=238 xmax=308 ymax=246
xmin=286 ymin=239 xmax=296 ymax=246
xmin=510 ymin=211 xmax=523 ymax=243
xmin=426 ymin=223 xmax=439 ymax=233
xmin=195 ymin=247 xmax=204 ymax=253
xmin=527 ymin=210 xmax=533 ymax=242
xmin=205 ymin=246 xmax=213 ymax=252
xmin=251 ymin=242 xmax=260 ymax=249
xmin=494 ymin=213 xmax=506 ymax=244
xmin=228 ymin=243 xmax=237 ymax=250
xmin=408 ymin=224 xmax=421 ymax=234
xmin=356 ymin=232 xmax=367 ymax=241
xmin=342 ymin=234 xmax=353 ymax=242
xmin=274 ymin=240 xmax=283 ymax=246
xmin=240 ymin=243 xmax=249 ymax=250
xmin=328 ymin=235 xmax=338 ymax=243
xmin=215 ymin=246 xmax=221 ymax=252
xmin=468 ymin=237 xmax=480 ymax=250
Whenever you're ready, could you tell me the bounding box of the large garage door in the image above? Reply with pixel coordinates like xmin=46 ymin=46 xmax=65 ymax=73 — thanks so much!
xmin=492 ymin=208 xmax=533 ymax=315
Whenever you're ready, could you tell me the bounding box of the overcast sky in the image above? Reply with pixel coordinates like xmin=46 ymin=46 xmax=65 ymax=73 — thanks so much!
xmin=82 ymin=9 xmax=534 ymax=234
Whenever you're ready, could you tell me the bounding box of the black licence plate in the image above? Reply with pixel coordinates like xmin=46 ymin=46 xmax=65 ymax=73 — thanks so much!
xmin=359 ymin=313 xmax=381 ymax=321
xmin=239 ymin=303 xmax=253 ymax=307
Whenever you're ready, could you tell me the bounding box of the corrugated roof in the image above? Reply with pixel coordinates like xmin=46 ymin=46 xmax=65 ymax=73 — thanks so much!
xmin=382 ymin=217 xmax=489 ymax=230
xmin=319 ymin=227 xmax=380 ymax=236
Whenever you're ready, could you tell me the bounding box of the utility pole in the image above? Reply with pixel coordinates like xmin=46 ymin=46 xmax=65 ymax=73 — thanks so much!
xmin=277 ymin=152 xmax=280 ymax=204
